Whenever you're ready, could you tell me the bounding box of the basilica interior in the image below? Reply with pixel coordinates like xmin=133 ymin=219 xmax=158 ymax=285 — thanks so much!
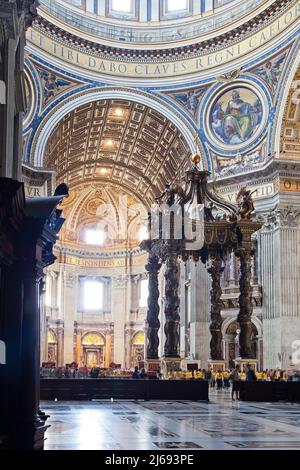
xmin=1 ymin=0 xmax=300 ymax=452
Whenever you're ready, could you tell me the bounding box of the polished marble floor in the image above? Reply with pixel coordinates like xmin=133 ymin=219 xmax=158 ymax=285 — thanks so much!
xmin=42 ymin=390 xmax=300 ymax=450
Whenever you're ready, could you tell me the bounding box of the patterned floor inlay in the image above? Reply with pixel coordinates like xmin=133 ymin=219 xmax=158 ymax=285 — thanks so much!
xmin=153 ymin=442 xmax=202 ymax=449
xmin=42 ymin=390 xmax=300 ymax=450
xmin=227 ymin=441 xmax=300 ymax=448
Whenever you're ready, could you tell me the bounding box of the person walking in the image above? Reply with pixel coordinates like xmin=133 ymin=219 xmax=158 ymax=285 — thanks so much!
xmin=231 ymin=365 xmax=240 ymax=400
xmin=216 ymin=370 xmax=223 ymax=390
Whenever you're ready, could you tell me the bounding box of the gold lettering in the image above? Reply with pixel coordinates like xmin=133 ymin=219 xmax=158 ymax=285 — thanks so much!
xmin=226 ymin=48 xmax=234 ymax=58
xmin=284 ymin=180 xmax=292 ymax=189
xmin=118 ymin=64 xmax=127 ymax=73
xmin=135 ymin=64 xmax=143 ymax=74
xmin=284 ymin=11 xmax=293 ymax=24
xmin=26 ymin=1 xmax=300 ymax=79
xmin=196 ymin=58 xmax=203 ymax=69
xmin=215 ymin=52 xmax=223 ymax=63
xmin=259 ymin=32 xmax=267 ymax=43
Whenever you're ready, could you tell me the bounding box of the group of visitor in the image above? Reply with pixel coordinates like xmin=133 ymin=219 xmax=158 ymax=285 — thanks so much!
xmin=40 ymin=364 xmax=89 ymax=378
xmin=41 ymin=363 xmax=296 ymax=384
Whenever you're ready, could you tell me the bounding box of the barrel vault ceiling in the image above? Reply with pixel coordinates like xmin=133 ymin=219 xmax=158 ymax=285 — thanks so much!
xmin=44 ymin=99 xmax=192 ymax=207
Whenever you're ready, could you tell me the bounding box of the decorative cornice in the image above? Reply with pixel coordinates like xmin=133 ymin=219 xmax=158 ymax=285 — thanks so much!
xmin=54 ymin=244 xmax=145 ymax=260
xmin=31 ymin=0 xmax=293 ymax=63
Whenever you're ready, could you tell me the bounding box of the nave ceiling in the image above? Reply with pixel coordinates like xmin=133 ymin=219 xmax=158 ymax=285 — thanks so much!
xmin=44 ymin=98 xmax=192 ymax=246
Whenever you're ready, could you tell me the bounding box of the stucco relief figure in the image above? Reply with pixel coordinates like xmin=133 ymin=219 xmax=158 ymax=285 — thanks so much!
xmin=211 ymin=88 xmax=263 ymax=145
xmin=252 ymin=54 xmax=286 ymax=93
xmin=172 ymin=87 xmax=206 ymax=118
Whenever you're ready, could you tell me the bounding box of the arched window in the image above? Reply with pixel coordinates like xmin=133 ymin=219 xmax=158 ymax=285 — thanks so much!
xmin=85 ymin=228 xmax=105 ymax=245
xmin=111 ymin=0 xmax=132 ymax=12
xmin=161 ymin=0 xmax=191 ymax=20
xmin=107 ymin=0 xmax=138 ymax=20
xmin=166 ymin=0 xmax=188 ymax=12
xmin=83 ymin=279 xmax=104 ymax=310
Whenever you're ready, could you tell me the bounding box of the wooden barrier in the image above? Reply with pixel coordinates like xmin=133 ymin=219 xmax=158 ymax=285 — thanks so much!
xmin=239 ymin=381 xmax=300 ymax=402
xmin=40 ymin=378 xmax=209 ymax=401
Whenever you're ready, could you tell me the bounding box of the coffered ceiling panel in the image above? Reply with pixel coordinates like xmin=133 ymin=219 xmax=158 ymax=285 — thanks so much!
xmin=44 ymin=99 xmax=192 ymax=206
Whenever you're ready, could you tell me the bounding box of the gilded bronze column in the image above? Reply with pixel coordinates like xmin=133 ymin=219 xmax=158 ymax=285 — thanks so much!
xmin=145 ymin=254 xmax=161 ymax=360
xmin=207 ymin=256 xmax=224 ymax=360
xmin=164 ymin=250 xmax=180 ymax=358
xmin=235 ymin=248 xmax=254 ymax=358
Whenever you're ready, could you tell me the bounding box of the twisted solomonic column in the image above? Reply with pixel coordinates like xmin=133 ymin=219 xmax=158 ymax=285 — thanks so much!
xmin=145 ymin=254 xmax=161 ymax=360
xmin=207 ymin=257 xmax=225 ymax=361
xmin=164 ymin=250 xmax=180 ymax=358
xmin=235 ymin=248 xmax=255 ymax=358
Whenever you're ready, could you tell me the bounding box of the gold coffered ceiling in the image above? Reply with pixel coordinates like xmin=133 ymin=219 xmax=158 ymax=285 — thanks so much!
xmin=44 ymin=99 xmax=192 ymax=206
xmin=280 ymin=65 xmax=300 ymax=160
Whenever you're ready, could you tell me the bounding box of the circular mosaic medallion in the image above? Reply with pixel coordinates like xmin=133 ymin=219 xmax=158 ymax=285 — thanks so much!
xmin=208 ymin=85 xmax=265 ymax=148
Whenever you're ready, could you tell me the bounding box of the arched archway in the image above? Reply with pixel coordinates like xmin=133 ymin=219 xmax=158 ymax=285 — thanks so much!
xmin=222 ymin=319 xmax=262 ymax=369
xmin=277 ymin=62 xmax=300 ymax=160
xmin=131 ymin=331 xmax=145 ymax=368
xmin=81 ymin=332 xmax=105 ymax=367
xmin=47 ymin=329 xmax=57 ymax=365
xmin=273 ymin=43 xmax=300 ymax=157
xmin=30 ymin=88 xmax=200 ymax=169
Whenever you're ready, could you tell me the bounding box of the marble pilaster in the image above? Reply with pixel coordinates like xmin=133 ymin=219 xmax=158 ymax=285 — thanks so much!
xmin=189 ymin=262 xmax=211 ymax=368
xmin=62 ymin=269 xmax=76 ymax=365
xmin=260 ymin=208 xmax=300 ymax=369
xmin=111 ymin=275 xmax=128 ymax=366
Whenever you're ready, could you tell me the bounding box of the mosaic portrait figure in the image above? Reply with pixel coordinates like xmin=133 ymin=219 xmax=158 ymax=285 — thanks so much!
xmin=210 ymin=88 xmax=263 ymax=145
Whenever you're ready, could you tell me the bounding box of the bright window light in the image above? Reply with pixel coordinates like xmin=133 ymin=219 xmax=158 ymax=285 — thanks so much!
xmin=167 ymin=0 xmax=188 ymax=12
xmin=85 ymin=229 xmax=104 ymax=245
xmin=139 ymin=225 xmax=148 ymax=242
xmin=83 ymin=281 xmax=103 ymax=310
xmin=139 ymin=278 xmax=148 ymax=308
xmin=111 ymin=0 xmax=132 ymax=12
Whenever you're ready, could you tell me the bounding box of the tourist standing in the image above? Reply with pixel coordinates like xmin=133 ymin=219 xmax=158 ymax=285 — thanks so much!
xmin=231 ymin=365 xmax=240 ymax=400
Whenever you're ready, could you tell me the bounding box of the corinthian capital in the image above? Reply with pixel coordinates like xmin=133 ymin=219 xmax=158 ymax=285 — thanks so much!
xmin=265 ymin=207 xmax=300 ymax=229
